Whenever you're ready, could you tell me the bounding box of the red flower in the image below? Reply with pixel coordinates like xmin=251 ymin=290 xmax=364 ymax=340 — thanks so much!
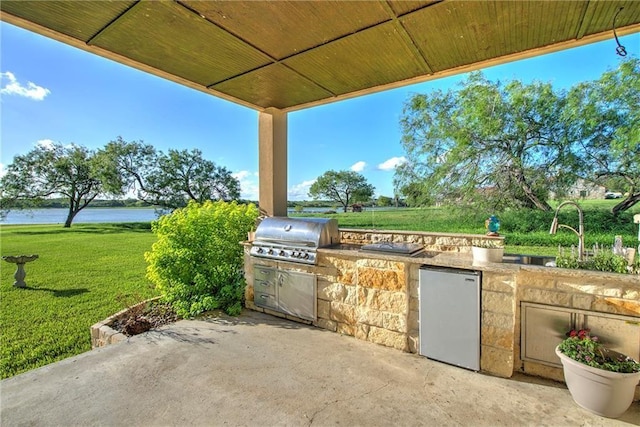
xmin=566 ymin=328 xmax=591 ymax=339
xmin=577 ymin=329 xmax=590 ymax=339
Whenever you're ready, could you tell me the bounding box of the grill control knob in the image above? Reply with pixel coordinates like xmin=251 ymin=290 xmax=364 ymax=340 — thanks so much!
xmin=279 ymin=250 xmax=285 ymax=256
xmin=267 ymin=249 xmax=274 ymax=255
xmin=302 ymin=253 xmax=310 ymax=259
xmin=256 ymin=247 xmax=264 ymax=254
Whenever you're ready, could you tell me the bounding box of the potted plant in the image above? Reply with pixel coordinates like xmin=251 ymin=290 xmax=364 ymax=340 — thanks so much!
xmin=471 ymin=215 xmax=504 ymax=263
xmin=555 ymin=328 xmax=640 ymax=418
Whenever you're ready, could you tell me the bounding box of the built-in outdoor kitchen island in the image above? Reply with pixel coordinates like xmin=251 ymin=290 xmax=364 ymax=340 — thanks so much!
xmin=243 ymin=220 xmax=640 ymax=399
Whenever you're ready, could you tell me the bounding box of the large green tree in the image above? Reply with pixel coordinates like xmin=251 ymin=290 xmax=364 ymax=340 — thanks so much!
xmin=0 ymin=142 xmax=110 ymax=227
xmin=99 ymin=137 xmax=240 ymax=210
xmin=97 ymin=137 xmax=157 ymax=196
xmin=566 ymin=57 xmax=640 ymax=214
xmin=396 ymin=59 xmax=640 ymax=213
xmin=308 ymin=170 xmax=374 ymax=212
xmin=395 ymin=71 xmax=580 ymax=211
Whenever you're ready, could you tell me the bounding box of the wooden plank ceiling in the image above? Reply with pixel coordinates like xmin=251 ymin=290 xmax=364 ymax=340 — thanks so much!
xmin=2 ymin=0 xmax=639 ymax=112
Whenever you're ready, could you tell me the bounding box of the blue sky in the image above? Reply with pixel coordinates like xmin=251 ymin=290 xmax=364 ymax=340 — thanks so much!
xmin=1 ymin=21 xmax=638 ymax=201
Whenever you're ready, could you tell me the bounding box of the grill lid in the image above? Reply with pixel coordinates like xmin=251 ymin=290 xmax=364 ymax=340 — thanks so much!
xmin=253 ymin=217 xmax=339 ymax=248
xmin=250 ymin=217 xmax=340 ymax=265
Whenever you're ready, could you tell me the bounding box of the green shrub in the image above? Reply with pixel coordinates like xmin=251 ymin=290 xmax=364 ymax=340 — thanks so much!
xmin=500 ymin=209 xmax=555 ymax=233
xmin=556 ymin=247 xmax=631 ymax=274
xmin=500 ymin=207 xmax=637 ymax=235
xmin=499 ymin=207 xmax=637 ymax=248
xmin=145 ymin=200 xmax=259 ymax=317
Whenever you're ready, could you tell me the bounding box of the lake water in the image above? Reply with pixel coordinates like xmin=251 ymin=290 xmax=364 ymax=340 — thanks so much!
xmin=0 ymin=206 xmax=399 ymax=225
xmin=0 ymin=208 xmax=159 ymax=225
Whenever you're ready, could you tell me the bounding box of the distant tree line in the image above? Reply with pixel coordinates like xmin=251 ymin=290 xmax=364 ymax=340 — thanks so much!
xmin=394 ymin=57 xmax=639 ymax=215
xmin=3 ymin=198 xmax=152 ymax=209
xmin=0 ymin=137 xmax=239 ymax=227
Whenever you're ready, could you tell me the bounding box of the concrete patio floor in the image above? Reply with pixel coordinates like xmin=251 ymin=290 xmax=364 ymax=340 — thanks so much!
xmin=2 ymin=310 xmax=639 ymax=426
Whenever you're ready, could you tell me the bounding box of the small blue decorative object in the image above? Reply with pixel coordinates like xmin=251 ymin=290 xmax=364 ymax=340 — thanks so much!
xmin=487 ymin=215 xmax=500 ymax=235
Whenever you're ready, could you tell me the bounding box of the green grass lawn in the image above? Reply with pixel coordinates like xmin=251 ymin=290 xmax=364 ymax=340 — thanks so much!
xmin=0 ymin=223 xmax=158 ymax=379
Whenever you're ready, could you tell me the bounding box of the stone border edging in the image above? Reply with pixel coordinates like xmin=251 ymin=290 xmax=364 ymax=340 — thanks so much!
xmin=90 ymin=296 xmax=161 ymax=349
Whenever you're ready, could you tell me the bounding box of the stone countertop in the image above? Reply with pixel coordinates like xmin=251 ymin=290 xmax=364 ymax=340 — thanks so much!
xmin=317 ymin=245 xmax=520 ymax=273
xmin=245 ymin=241 xmax=639 ymax=284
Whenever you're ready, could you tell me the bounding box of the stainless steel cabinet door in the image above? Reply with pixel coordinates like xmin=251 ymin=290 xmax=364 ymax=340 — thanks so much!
xmin=521 ymin=303 xmax=572 ymax=366
xmin=583 ymin=312 xmax=640 ymax=361
xmin=277 ymin=270 xmax=316 ymax=321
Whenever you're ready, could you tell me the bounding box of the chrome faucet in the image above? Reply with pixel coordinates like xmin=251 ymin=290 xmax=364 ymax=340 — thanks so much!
xmin=549 ymin=201 xmax=585 ymax=261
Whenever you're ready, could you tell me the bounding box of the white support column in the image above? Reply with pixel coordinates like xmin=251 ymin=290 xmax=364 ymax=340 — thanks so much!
xmin=258 ymin=108 xmax=288 ymax=217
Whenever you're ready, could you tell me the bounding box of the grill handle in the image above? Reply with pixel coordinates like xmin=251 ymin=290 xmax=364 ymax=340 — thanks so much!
xmin=252 ymin=239 xmax=316 ymax=248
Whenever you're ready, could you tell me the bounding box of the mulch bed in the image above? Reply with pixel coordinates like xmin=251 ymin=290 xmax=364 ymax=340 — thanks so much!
xmin=110 ymin=301 xmax=180 ymax=336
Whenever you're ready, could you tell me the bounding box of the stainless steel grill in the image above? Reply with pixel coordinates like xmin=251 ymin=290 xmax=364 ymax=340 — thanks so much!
xmin=250 ymin=217 xmax=339 ymax=265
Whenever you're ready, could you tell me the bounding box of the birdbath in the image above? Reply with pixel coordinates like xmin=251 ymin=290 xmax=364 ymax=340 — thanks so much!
xmin=2 ymin=255 xmax=39 ymax=288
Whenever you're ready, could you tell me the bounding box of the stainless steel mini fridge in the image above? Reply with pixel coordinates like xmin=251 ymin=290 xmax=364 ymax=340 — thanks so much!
xmin=419 ymin=266 xmax=481 ymax=371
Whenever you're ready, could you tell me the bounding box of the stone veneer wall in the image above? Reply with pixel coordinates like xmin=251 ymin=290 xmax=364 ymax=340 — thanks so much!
xmin=315 ymin=253 xmax=410 ymax=350
xmin=480 ymin=271 xmax=518 ymax=378
xmin=339 ymin=228 xmax=503 ymax=253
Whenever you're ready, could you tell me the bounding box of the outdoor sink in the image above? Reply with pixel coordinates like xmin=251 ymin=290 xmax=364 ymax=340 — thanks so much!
xmin=503 ymin=253 xmax=556 ymax=267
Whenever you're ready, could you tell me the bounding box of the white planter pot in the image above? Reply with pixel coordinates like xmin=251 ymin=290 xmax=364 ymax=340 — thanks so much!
xmin=555 ymin=346 xmax=640 ymax=418
xmin=471 ymin=246 xmax=504 ymax=263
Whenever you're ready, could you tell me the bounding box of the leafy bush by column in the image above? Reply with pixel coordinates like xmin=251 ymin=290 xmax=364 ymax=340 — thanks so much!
xmin=145 ymin=200 xmax=259 ymax=317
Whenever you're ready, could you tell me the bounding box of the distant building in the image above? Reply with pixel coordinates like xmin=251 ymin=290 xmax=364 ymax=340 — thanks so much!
xmin=550 ymin=178 xmax=606 ymax=200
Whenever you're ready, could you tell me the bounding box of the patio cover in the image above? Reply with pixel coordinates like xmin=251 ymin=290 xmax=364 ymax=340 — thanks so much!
xmin=2 ymin=0 xmax=639 ymax=112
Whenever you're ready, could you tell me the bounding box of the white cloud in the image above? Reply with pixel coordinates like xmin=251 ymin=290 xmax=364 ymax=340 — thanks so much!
xmin=288 ymin=179 xmax=316 ymax=201
xmin=232 ymin=170 xmax=251 ymax=181
xmin=233 ymin=170 xmax=259 ymax=200
xmin=1 ymin=71 xmax=50 ymax=101
xmin=350 ymin=161 xmax=366 ymax=172
xmin=377 ymin=156 xmax=406 ymax=171
xmin=36 ymin=139 xmax=56 ymax=150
